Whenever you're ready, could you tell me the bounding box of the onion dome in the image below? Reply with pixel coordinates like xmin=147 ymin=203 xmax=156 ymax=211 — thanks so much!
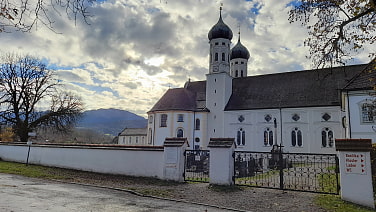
xmin=208 ymin=10 xmax=233 ymax=41
xmin=230 ymin=37 xmax=250 ymax=60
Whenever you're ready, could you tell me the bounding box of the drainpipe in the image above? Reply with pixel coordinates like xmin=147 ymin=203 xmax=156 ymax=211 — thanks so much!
xmin=346 ymin=91 xmax=352 ymax=138
xmin=193 ymin=111 xmax=196 ymax=150
xmin=279 ymin=108 xmax=283 ymax=146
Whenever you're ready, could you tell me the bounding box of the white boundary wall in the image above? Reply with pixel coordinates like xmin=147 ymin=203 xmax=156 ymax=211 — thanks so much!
xmin=0 ymin=144 xmax=164 ymax=179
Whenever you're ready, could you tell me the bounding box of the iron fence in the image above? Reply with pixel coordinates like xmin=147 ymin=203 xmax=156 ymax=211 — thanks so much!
xmin=234 ymin=151 xmax=339 ymax=194
xmin=184 ymin=150 xmax=210 ymax=182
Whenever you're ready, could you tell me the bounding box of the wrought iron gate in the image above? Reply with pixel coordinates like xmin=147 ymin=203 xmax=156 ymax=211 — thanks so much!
xmin=234 ymin=151 xmax=340 ymax=194
xmin=184 ymin=150 xmax=210 ymax=182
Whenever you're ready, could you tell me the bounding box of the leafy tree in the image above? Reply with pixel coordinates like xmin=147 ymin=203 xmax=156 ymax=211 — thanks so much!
xmin=0 ymin=126 xmax=15 ymax=141
xmin=0 ymin=54 xmax=84 ymax=142
xmin=0 ymin=0 xmax=93 ymax=32
xmin=288 ymin=0 xmax=375 ymax=68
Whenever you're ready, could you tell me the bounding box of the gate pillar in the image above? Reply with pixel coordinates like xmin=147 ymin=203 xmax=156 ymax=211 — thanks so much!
xmin=208 ymin=138 xmax=235 ymax=185
xmin=163 ymin=138 xmax=189 ymax=182
xmin=336 ymin=139 xmax=374 ymax=209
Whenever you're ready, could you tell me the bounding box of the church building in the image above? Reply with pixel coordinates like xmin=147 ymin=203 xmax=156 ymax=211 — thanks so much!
xmin=146 ymin=9 xmax=369 ymax=154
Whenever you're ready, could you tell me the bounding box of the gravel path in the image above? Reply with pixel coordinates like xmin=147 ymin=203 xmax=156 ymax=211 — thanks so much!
xmin=44 ymin=169 xmax=328 ymax=212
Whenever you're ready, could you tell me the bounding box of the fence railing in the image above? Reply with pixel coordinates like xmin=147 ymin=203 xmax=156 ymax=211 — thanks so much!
xmin=184 ymin=150 xmax=210 ymax=182
xmin=234 ymin=151 xmax=339 ymax=194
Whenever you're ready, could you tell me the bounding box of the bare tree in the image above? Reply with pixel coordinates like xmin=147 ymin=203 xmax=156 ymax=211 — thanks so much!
xmin=0 ymin=0 xmax=93 ymax=32
xmin=289 ymin=0 xmax=376 ymax=68
xmin=0 ymin=53 xmax=84 ymax=142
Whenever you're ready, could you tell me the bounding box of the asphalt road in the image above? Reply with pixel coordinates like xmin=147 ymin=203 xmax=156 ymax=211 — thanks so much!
xmin=0 ymin=173 xmax=232 ymax=212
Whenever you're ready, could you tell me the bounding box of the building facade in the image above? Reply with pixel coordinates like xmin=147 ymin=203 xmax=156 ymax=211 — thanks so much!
xmin=146 ymin=9 xmax=370 ymax=153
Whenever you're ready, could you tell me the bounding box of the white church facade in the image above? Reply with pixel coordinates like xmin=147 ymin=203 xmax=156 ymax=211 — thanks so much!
xmin=145 ymin=9 xmax=372 ymax=154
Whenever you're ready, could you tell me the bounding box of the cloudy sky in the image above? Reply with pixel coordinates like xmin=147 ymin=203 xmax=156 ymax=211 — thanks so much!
xmin=0 ymin=0 xmax=372 ymax=117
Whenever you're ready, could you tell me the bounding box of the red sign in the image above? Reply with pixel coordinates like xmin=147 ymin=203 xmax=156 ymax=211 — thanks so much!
xmin=344 ymin=153 xmax=366 ymax=175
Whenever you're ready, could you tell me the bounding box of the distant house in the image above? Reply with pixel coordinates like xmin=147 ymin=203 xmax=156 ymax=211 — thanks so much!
xmin=118 ymin=128 xmax=147 ymax=146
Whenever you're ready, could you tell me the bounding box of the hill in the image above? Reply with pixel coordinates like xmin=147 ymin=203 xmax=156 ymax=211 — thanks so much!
xmin=77 ymin=108 xmax=147 ymax=136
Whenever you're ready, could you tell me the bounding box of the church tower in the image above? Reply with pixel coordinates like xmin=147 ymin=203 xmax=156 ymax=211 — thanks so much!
xmin=206 ymin=7 xmax=233 ymax=138
xmin=230 ymin=31 xmax=250 ymax=78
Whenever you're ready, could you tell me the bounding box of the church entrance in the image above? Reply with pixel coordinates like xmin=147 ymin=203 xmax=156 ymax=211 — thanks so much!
xmin=234 ymin=150 xmax=340 ymax=194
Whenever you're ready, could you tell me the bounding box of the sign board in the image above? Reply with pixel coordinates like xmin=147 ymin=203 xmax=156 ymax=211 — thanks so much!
xmin=344 ymin=153 xmax=366 ymax=175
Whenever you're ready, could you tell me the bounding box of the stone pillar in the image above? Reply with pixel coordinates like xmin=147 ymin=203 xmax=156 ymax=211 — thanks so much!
xmin=163 ymin=138 xmax=189 ymax=182
xmin=208 ymin=138 xmax=235 ymax=185
xmin=336 ymin=139 xmax=374 ymax=209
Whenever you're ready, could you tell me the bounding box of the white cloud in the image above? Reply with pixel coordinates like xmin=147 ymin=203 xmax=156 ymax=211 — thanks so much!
xmin=0 ymin=0 xmax=371 ymax=117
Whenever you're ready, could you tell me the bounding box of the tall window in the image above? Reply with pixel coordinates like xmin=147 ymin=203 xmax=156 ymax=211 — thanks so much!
xmin=129 ymin=137 xmax=132 ymax=144
xmin=160 ymin=114 xmax=167 ymax=127
xmin=215 ymin=53 xmax=218 ymax=61
xmin=177 ymin=114 xmax=184 ymax=122
xmin=148 ymin=115 xmax=153 ymax=124
xmin=235 ymin=70 xmax=238 ymax=77
xmin=176 ymin=128 xmax=184 ymax=138
xmin=361 ymin=102 xmax=374 ymax=123
xmin=264 ymin=128 xmax=273 ymax=146
xmin=237 ymin=128 xmax=245 ymax=146
xmin=195 ymin=119 xmax=200 ymax=130
xmin=222 ymin=53 xmax=225 ymax=61
xmin=136 ymin=137 xmax=138 ymax=144
xmin=291 ymin=128 xmax=303 ymax=147
xmin=240 ymin=70 xmax=244 ymax=77
xmin=321 ymin=128 xmax=334 ymax=147
xmin=148 ymin=128 xmax=153 ymax=144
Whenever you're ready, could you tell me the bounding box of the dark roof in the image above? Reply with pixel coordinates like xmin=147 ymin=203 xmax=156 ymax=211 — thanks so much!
xmin=208 ymin=12 xmax=233 ymax=41
xmin=148 ymin=88 xmax=198 ymax=112
xmin=225 ymin=64 xmax=366 ymax=110
xmin=149 ymin=64 xmax=367 ymax=112
xmin=230 ymin=38 xmax=250 ymax=60
xmin=342 ymin=59 xmax=376 ymax=91
xmin=119 ymin=128 xmax=147 ymax=136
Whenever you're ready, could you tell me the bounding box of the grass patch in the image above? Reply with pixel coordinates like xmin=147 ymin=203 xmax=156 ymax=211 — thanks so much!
xmin=315 ymin=195 xmax=375 ymax=212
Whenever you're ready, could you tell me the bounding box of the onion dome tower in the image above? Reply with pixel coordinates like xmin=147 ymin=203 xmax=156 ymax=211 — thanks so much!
xmin=208 ymin=7 xmax=233 ymax=74
xmin=230 ymin=30 xmax=250 ymax=78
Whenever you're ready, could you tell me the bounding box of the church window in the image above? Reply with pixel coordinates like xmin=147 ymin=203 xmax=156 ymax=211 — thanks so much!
xmin=177 ymin=114 xmax=184 ymax=122
xmin=136 ymin=137 xmax=138 ymax=143
xmin=122 ymin=137 xmax=125 ymax=144
xmin=142 ymin=137 xmax=144 ymax=144
xmin=291 ymin=128 xmax=303 ymax=147
xmin=241 ymin=61 xmax=244 ymax=64
xmin=235 ymin=61 xmax=238 ymax=64
xmin=215 ymin=42 xmax=218 ymax=45
xmin=148 ymin=128 xmax=152 ymax=144
xmin=222 ymin=42 xmax=225 ymax=45
xmin=238 ymin=115 xmax=245 ymax=122
xmin=361 ymin=102 xmax=374 ymax=123
xmin=214 ymin=89 xmax=216 ymax=93
xmin=235 ymin=70 xmax=238 ymax=77
xmin=322 ymin=113 xmax=331 ymax=121
xmin=240 ymin=70 xmax=244 ymax=77
xmin=210 ymin=53 xmax=212 ymax=62
xmin=195 ymin=137 xmax=200 ymax=143
xmin=264 ymin=114 xmax=272 ymax=122
xmin=292 ymin=114 xmax=300 ymax=121
xmin=321 ymin=128 xmax=334 ymax=148
xmin=129 ymin=137 xmax=132 ymax=144
xmin=148 ymin=115 xmax=153 ymax=123
xmin=160 ymin=114 xmax=167 ymax=127
xmin=195 ymin=119 xmax=200 ymax=130
xmin=215 ymin=53 xmax=218 ymax=61
xmin=222 ymin=53 xmax=225 ymax=61
xmin=176 ymin=128 xmax=184 ymax=138
xmin=237 ymin=128 xmax=246 ymax=146
xmin=264 ymin=128 xmax=273 ymax=146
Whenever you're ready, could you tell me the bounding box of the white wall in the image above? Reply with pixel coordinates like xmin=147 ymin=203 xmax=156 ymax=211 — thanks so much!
xmin=0 ymin=144 xmax=164 ymax=179
xmin=224 ymin=106 xmax=343 ymax=154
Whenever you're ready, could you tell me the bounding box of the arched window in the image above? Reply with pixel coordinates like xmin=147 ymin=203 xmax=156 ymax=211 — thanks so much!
xmin=222 ymin=53 xmax=225 ymax=61
xmin=148 ymin=128 xmax=152 ymax=144
xmin=264 ymin=128 xmax=273 ymax=146
xmin=148 ymin=115 xmax=153 ymax=123
xmin=291 ymin=128 xmax=303 ymax=147
xmin=195 ymin=119 xmax=200 ymax=130
xmin=321 ymin=128 xmax=334 ymax=147
xmin=240 ymin=70 xmax=244 ymax=77
xmin=160 ymin=114 xmax=167 ymax=127
xmin=235 ymin=70 xmax=238 ymax=77
xmin=215 ymin=53 xmax=218 ymax=61
xmin=176 ymin=128 xmax=184 ymax=138
xmin=237 ymin=128 xmax=245 ymax=146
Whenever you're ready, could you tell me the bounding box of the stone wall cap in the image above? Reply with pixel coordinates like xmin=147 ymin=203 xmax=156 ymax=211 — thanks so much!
xmin=164 ymin=137 xmax=189 ymax=147
xmin=208 ymin=138 xmax=235 ymax=148
xmin=335 ymin=139 xmax=372 ymax=151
